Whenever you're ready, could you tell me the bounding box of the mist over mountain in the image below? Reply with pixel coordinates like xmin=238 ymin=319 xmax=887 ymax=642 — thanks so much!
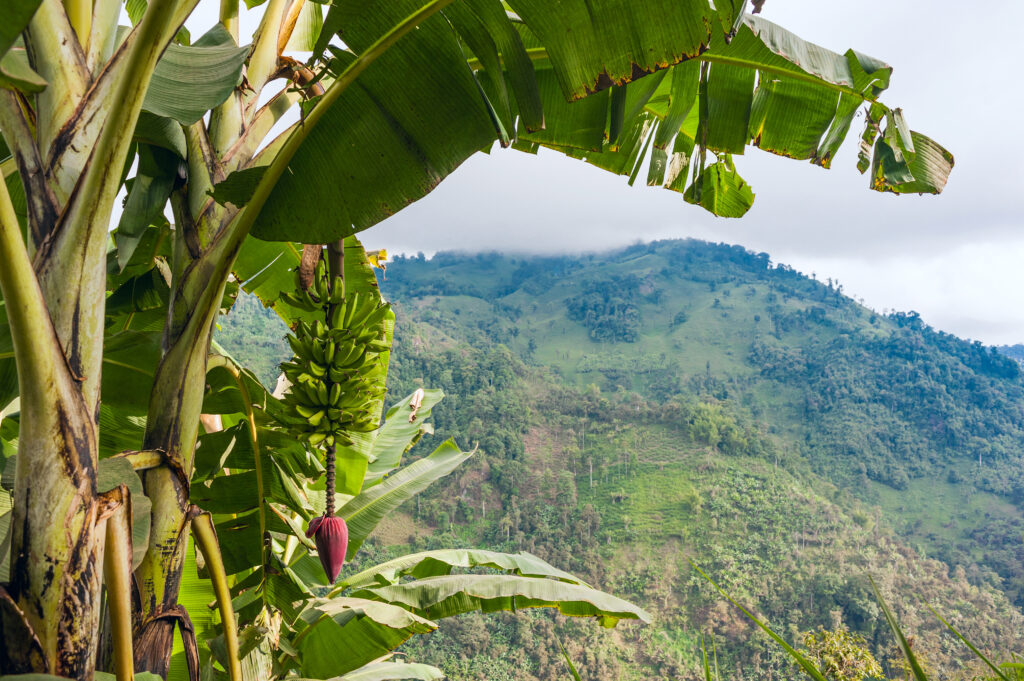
xmin=219 ymin=239 xmax=1024 ymax=680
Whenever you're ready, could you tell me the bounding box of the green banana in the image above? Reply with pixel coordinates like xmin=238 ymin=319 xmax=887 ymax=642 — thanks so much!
xmin=328 ymin=276 xmax=345 ymax=304
xmin=329 ymin=303 xmax=344 ymax=328
xmin=280 ymin=254 xmax=395 ymax=457
xmin=342 ymin=293 xmax=360 ymax=327
xmin=310 ymin=339 xmax=325 ymax=364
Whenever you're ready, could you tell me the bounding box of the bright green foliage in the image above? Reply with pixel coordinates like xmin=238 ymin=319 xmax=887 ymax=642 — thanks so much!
xmin=340 ymin=439 xmax=473 ymax=556
xmin=801 ymin=627 xmax=885 ymax=681
xmin=253 ymin=1 xmax=952 ymax=242
xmin=339 ymin=548 xmax=590 ymax=590
xmin=352 ymin=574 xmax=650 ymax=627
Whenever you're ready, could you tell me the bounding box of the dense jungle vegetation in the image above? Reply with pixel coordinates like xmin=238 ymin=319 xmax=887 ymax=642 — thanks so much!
xmin=218 ymin=239 xmax=1024 ymax=680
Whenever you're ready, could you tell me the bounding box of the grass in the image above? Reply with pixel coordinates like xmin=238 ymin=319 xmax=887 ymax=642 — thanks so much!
xmin=867 ymin=474 xmax=1024 ymax=564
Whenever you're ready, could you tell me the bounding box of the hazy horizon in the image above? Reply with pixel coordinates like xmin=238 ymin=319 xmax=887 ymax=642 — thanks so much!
xmin=367 ymin=236 xmax=1024 ymax=350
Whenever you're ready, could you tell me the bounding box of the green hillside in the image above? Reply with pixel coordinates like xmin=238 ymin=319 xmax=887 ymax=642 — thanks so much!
xmin=217 ymin=240 xmax=1024 ymax=680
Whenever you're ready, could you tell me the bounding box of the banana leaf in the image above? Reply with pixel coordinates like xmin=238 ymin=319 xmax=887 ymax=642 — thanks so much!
xmin=252 ymin=2 xmax=951 ymax=242
xmin=353 ymin=574 xmax=651 ymax=627
xmin=142 ymin=25 xmax=249 ymax=126
xmin=360 ymin=388 xmax=444 ymax=488
xmin=293 ymin=598 xmax=438 ymax=679
xmin=338 ymin=548 xmax=588 ymax=590
xmin=335 ymin=661 xmax=444 ymax=681
xmin=339 ymin=439 xmax=472 ymax=557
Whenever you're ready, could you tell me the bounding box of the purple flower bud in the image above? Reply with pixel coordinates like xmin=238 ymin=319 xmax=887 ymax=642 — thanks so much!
xmin=308 ymin=515 xmax=348 ymax=583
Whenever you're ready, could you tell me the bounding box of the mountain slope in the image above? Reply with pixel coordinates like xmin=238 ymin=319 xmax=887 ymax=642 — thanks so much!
xmin=379 ymin=241 xmax=1024 ymax=600
xmin=218 ymin=239 xmax=1024 ymax=680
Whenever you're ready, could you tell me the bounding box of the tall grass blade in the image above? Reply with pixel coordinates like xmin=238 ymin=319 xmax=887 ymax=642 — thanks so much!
xmin=557 ymin=637 xmax=584 ymax=681
xmin=923 ymin=601 xmax=1009 ymax=681
xmin=869 ymin=576 xmax=929 ymax=681
xmin=700 ymin=634 xmax=713 ymax=681
xmin=690 ymin=561 xmax=828 ymax=681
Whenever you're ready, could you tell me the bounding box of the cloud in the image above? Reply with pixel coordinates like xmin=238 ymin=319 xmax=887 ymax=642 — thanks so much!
xmin=361 ymin=1 xmax=1024 ymax=344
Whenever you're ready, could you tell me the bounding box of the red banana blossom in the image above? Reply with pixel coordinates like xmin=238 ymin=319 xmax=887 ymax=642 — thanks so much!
xmin=307 ymin=515 xmax=348 ymax=583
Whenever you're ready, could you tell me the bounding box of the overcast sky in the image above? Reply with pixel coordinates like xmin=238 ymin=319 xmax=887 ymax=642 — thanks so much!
xmin=189 ymin=2 xmax=1023 ymax=344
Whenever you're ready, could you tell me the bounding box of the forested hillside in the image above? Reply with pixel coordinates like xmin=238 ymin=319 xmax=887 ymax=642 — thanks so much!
xmin=218 ymin=240 xmax=1024 ymax=680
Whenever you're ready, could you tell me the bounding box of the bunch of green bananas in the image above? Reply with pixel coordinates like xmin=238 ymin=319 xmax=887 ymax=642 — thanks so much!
xmin=279 ymin=259 xmax=391 ymax=447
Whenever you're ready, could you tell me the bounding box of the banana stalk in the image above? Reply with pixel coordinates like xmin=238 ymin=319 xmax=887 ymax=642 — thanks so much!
xmin=191 ymin=512 xmax=242 ymax=681
xmin=102 ymin=486 xmax=136 ymax=681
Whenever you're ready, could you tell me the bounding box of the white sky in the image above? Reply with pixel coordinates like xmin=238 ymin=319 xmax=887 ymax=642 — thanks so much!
xmin=184 ymin=1 xmax=1024 ymax=344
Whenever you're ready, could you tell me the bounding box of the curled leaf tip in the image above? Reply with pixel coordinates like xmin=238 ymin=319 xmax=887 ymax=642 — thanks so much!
xmin=306 ymin=514 xmax=324 ymax=538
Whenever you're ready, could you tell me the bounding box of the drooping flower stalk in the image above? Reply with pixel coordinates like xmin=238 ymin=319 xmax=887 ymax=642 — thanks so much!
xmin=310 ymin=440 xmax=348 ymax=583
xmin=282 ymin=244 xmax=388 ymax=583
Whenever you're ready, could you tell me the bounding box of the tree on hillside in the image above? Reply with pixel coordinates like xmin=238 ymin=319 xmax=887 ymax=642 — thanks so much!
xmin=0 ymin=0 xmax=951 ymax=678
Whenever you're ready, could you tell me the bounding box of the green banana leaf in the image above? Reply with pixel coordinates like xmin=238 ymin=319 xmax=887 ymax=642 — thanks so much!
xmin=133 ymin=111 xmax=188 ymax=159
xmin=683 ymin=159 xmax=755 ymax=218
xmin=0 ymin=475 xmax=13 ymax=582
xmin=256 ymin=0 xmax=500 ymax=242
xmin=0 ymin=0 xmax=44 ymax=92
xmin=167 ymin=535 xmax=218 ymax=681
xmin=0 ymin=1 xmax=41 ymax=59
xmin=100 ymin=329 xmax=164 ymax=415
xmin=232 ymin=236 xmax=387 ymax=329
xmin=0 ymin=302 xmax=18 ymax=411
xmin=505 ymin=0 xmax=715 ymax=101
xmin=338 ymin=548 xmax=589 ymax=590
xmin=294 ymin=598 xmax=438 ymax=679
xmin=142 ymin=25 xmax=249 ymax=126
xmin=339 ymin=439 xmax=473 ymax=557
xmin=97 ymin=404 xmax=147 ymax=457
xmin=354 ymin=574 xmax=651 ymax=627
xmin=0 ymin=48 xmax=46 ymax=93
xmin=360 ymin=388 xmax=444 ymax=488
xmin=531 ymin=13 xmax=950 ymax=209
xmin=283 ymin=1 xmax=324 ymax=52
xmin=114 ymin=144 xmax=180 ymax=269
xmin=332 ymin=386 xmax=441 ymax=498
xmin=251 ymin=1 xmax=950 ymax=243
xmin=335 ymin=662 xmax=444 ymax=681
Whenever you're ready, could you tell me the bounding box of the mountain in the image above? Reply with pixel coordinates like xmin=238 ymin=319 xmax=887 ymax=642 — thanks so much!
xmin=218 ymin=239 xmax=1024 ymax=680
xmin=998 ymin=344 xmax=1024 ymax=365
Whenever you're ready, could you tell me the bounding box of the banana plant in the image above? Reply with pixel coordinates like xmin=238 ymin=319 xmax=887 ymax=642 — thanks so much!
xmin=176 ymin=244 xmax=648 ymax=680
xmin=0 ymin=0 xmax=951 ymax=677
